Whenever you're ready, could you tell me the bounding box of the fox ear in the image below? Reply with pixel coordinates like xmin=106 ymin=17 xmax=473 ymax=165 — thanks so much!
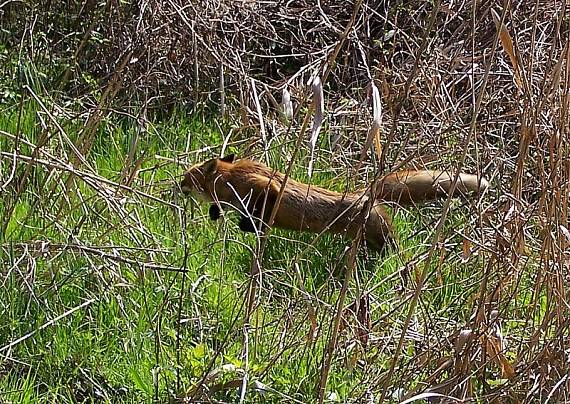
xmin=219 ymin=154 xmax=236 ymax=163
xmin=201 ymin=158 xmax=219 ymax=174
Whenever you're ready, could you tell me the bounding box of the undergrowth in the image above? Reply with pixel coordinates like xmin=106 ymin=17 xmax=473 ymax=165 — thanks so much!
xmin=1 ymin=101 xmax=490 ymax=403
xmin=1 ymin=1 xmax=568 ymax=402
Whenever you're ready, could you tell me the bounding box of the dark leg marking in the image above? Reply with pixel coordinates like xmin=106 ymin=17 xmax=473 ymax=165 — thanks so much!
xmin=209 ymin=204 xmax=221 ymax=220
xmin=238 ymin=215 xmax=258 ymax=233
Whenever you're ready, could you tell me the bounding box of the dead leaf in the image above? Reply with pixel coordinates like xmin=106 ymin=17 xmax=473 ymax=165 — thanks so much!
xmin=308 ymin=76 xmax=324 ymax=178
xmin=491 ymin=9 xmax=522 ymax=90
xmin=481 ymin=334 xmax=516 ymax=379
xmin=356 ymin=294 xmax=371 ymax=345
xmin=461 ymin=238 xmax=472 ymax=262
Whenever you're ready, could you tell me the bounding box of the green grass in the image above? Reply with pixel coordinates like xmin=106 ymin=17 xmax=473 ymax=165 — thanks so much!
xmin=0 ymin=100 xmax=493 ymax=403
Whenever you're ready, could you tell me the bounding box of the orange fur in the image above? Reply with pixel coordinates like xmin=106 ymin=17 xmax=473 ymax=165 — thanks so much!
xmin=180 ymin=155 xmax=488 ymax=251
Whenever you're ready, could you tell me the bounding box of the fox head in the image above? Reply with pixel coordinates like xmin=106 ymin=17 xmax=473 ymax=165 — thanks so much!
xmin=180 ymin=154 xmax=236 ymax=201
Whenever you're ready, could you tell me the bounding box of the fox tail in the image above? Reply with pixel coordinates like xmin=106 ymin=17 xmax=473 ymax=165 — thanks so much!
xmin=376 ymin=170 xmax=488 ymax=205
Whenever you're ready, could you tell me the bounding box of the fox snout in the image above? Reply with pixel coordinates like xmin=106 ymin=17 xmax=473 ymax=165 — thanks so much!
xmin=179 ymin=169 xmax=197 ymax=196
xmin=180 ymin=182 xmax=190 ymax=195
xmin=179 ymin=172 xmax=213 ymax=202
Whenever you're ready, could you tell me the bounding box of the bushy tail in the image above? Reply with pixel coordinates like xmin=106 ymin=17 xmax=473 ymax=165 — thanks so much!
xmin=376 ymin=170 xmax=488 ymax=205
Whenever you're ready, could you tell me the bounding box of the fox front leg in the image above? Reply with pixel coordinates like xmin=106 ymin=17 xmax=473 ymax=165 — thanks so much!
xmin=238 ymin=215 xmax=257 ymax=233
xmin=209 ymin=204 xmax=221 ymax=220
xmin=210 ymin=203 xmax=257 ymax=232
xmin=238 ymin=193 xmax=273 ymax=234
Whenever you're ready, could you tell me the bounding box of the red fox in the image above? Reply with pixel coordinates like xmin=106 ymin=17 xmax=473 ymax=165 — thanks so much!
xmin=180 ymin=155 xmax=488 ymax=251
